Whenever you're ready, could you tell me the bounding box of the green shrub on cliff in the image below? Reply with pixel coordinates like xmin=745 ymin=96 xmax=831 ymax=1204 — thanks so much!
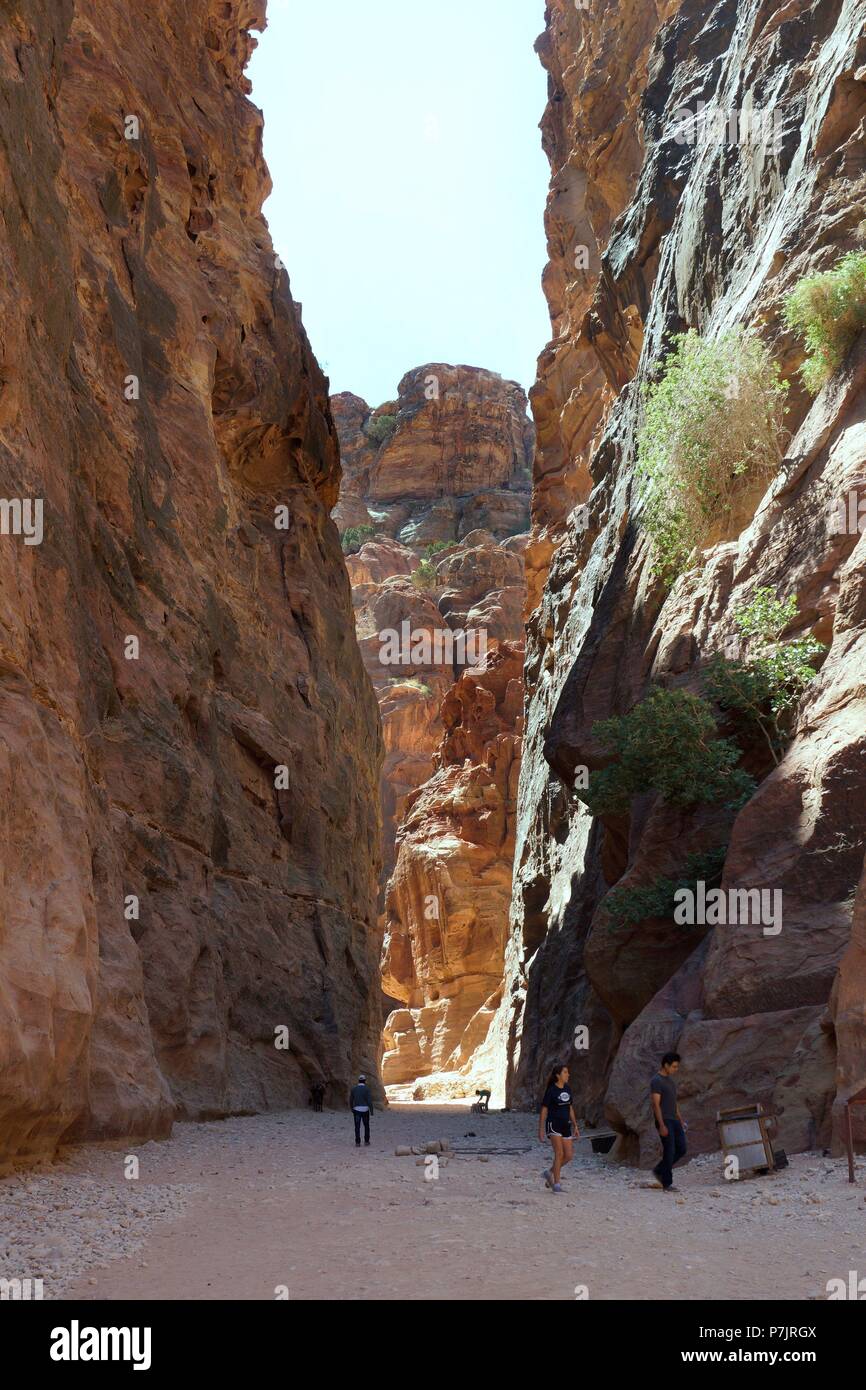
xmin=410 ymin=559 xmax=439 ymax=592
xmin=576 ymin=687 xmax=755 ymax=818
xmin=703 ymin=588 xmax=824 ymax=763
xmin=388 ymin=677 xmax=432 ymax=695
xmin=340 ymin=524 xmax=377 ymax=554
xmin=365 ymin=413 xmax=398 ymax=448
xmin=784 ymin=250 xmax=866 ymax=392
xmin=602 ymin=847 xmax=728 ymax=931
xmin=637 ymin=330 xmax=788 ymax=584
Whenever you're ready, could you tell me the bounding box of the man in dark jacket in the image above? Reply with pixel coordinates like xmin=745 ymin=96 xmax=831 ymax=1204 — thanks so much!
xmin=350 ymin=1074 xmax=374 ymax=1146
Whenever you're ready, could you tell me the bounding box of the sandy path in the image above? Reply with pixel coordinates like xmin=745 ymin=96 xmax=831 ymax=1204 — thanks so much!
xmin=2 ymin=1106 xmax=863 ymax=1301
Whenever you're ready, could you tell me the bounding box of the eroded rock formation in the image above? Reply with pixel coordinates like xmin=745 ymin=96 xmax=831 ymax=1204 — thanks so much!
xmin=0 ymin=0 xmax=382 ymax=1170
xmin=333 ymin=368 xmax=530 ymax=1095
xmin=381 ymin=642 xmax=524 ymax=1099
xmin=499 ymin=0 xmax=866 ymax=1158
xmin=334 ymin=368 xmax=530 ymax=885
xmin=333 ymin=365 xmax=533 ymax=545
xmin=4 ymin=0 xmax=863 ymax=1177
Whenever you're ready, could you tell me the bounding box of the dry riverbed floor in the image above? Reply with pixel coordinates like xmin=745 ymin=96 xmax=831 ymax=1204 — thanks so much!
xmin=1 ymin=1105 xmax=863 ymax=1300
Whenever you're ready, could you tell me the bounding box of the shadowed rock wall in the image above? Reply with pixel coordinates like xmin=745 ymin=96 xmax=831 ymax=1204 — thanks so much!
xmin=501 ymin=0 xmax=866 ymax=1157
xmin=0 ymin=0 xmax=382 ymax=1169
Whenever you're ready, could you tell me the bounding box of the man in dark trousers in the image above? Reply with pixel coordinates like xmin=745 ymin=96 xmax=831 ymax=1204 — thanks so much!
xmin=650 ymin=1052 xmax=687 ymax=1192
xmin=350 ymin=1073 xmax=374 ymax=1146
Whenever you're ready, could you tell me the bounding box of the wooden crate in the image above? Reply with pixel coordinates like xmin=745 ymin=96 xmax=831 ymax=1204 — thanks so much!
xmin=716 ymin=1103 xmax=776 ymax=1177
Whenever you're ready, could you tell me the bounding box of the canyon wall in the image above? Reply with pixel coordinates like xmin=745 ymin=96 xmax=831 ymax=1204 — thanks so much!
xmin=334 ymin=367 xmax=530 ymax=886
xmin=500 ymin=0 xmax=866 ymax=1158
xmin=334 ymin=365 xmax=533 ymax=545
xmin=0 ymin=0 xmax=382 ymax=1170
xmin=381 ymin=641 xmax=524 ymax=1099
xmin=333 ymin=368 xmax=530 ymax=1096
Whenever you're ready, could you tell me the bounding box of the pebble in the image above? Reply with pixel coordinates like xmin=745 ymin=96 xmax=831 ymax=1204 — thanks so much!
xmin=0 ymin=1151 xmax=196 ymax=1299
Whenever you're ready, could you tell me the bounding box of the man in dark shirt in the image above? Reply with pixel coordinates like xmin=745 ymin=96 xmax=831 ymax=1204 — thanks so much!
xmin=350 ymin=1074 xmax=374 ymax=1146
xmin=650 ymin=1052 xmax=687 ymax=1191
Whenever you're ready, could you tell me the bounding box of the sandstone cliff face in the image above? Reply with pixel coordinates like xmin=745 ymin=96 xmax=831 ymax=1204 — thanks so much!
xmin=334 ymin=368 xmax=530 ymax=885
xmin=502 ymin=0 xmax=866 ymax=1156
xmin=381 ymin=642 xmax=524 ymax=1099
xmin=333 ymin=365 xmax=533 ymax=546
xmin=333 ymin=368 xmax=530 ymax=1095
xmin=0 ymin=0 xmax=382 ymax=1169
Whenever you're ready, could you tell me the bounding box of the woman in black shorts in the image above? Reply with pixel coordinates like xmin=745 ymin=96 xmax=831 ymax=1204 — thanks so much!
xmin=538 ymin=1064 xmax=580 ymax=1193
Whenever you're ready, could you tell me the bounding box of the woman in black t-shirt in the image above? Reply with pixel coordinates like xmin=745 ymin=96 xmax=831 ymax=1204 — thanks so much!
xmin=538 ymin=1064 xmax=580 ymax=1193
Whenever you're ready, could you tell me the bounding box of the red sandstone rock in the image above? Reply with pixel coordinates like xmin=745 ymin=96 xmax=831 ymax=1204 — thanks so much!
xmin=333 ymin=367 xmax=531 ymax=1095
xmin=334 ymin=367 xmax=532 ymax=908
xmin=502 ymin=0 xmax=866 ymax=1159
xmin=380 ymin=645 xmax=524 ymax=1097
xmin=0 ymin=0 xmax=382 ymax=1169
xmin=333 ymin=364 xmax=532 ymax=547
xmin=345 ymin=538 xmax=416 ymax=587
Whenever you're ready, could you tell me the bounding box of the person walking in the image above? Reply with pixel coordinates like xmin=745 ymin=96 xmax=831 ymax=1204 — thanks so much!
xmin=538 ymin=1064 xmax=580 ymax=1193
xmin=350 ymin=1073 xmax=374 ymax=1147
xmin=650 ymin=1052 xmax=687 ymax=1192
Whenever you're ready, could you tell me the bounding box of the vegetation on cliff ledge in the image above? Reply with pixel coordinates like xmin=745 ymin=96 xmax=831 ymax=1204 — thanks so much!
xmin=340 ymin=524 xmax=377 ymax=554
xmin=410 ymin=558 xmax=441 ymax=592
xmin=703 ymin=588 xmax=825 ymax=763
xmin=637 ymin=329 xmax=788 ymax=584
xmin=576 ymin=687 xmax=755 ymax=818
xmin=784 ymin=250 xmax=866 ymax=393
xmin=602 ymin=847 xmax=728 ymax=932
xmin=581 ymin=588 xmax=823 ymax=931
xmin=364 ymin=413 xmax=399 ymax=448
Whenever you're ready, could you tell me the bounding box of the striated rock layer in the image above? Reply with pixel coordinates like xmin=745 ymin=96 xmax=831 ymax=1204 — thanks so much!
xmin=333 ymin=368 xmax=531 ymax=1095
xmin=498 ymin=0 xmax=866 ymax=1156
xmin=333 ymin=365 xmax=533 ymax=546
xmin=334 ymin=367 xmax=530 ymax=886
xmin=0 ymin=0 xmax=382 ymax=1170
xmin=381 ymin=642 xmax=524 ymax=1099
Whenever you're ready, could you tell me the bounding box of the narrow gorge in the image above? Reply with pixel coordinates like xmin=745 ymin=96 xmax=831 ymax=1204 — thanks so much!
xmin=331 ymin=0 xmax=866 ymax=1176
xmin=333 ymin=366 xmax=530 ymax=1099
xmin=2 ymin=0 xmax=866 ymax=1221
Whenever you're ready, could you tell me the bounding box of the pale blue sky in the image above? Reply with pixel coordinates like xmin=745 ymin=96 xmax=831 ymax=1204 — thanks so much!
xmin=248 ymin=0 xmax=551 ymax=408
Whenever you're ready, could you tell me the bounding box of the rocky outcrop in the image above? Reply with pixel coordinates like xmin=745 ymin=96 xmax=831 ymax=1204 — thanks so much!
xmin=381 ymin=642 xmax=523 ymax=1099
xmin=500 ymin=0 xmax=866 ymax=1155
xmin=334 ymin=368 xmax=531 ymax=886
xmin=0 ymin=0 xmax=382 ymax=1170
xmin=333 ymin=365 xmax=533 ymax=545
xmin=333 ymin=368 xmax=531 ymax=1094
